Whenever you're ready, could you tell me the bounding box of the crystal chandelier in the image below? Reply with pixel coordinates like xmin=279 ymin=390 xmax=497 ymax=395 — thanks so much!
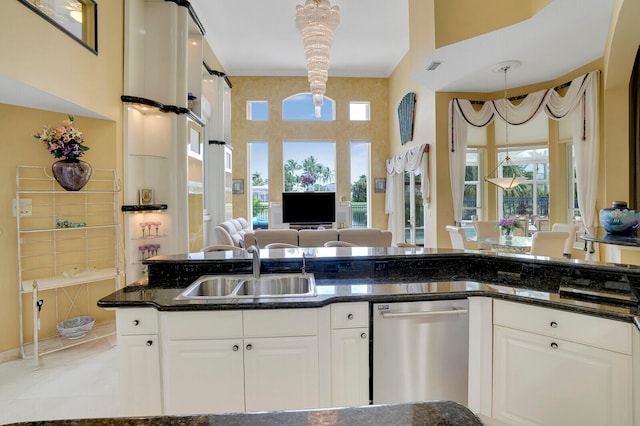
xmin=485 ymin=61 xmax=526 ymax=190
xmin=296 ymin=0 xmax=340 ymax=118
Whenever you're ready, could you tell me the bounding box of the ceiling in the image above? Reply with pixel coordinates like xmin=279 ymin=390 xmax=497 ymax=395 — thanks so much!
xmin=0 ymin=0 xmax=615 ymax=118
xmin=191 ymin=0 xmax=614 ymax=93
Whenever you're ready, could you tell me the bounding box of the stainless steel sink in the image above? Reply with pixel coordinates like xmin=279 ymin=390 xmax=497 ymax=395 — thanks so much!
xmin=175 ymin=273 xmax=316 ymax=300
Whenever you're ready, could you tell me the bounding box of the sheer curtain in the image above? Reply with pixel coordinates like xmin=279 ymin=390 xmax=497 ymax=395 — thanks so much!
xmin=385 ymin=144 xmax=429 ymax=245
xmin=448 ymin=71 xmax=600 ymax=260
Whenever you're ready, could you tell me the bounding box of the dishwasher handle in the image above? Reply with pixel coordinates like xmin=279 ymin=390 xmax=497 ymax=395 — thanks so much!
xmin=380 ymin=308 xmax=468 ymax=319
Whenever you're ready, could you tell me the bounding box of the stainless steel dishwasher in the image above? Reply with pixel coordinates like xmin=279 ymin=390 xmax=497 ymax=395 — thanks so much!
xmin=373 ymin=299 xmax=469 ymax=405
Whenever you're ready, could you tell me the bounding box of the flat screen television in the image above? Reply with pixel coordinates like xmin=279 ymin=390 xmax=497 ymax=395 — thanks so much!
xmin=282 ymin=192 xmax=336 ymax=224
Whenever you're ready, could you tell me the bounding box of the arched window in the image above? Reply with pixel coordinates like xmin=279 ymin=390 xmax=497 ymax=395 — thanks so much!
xmin=282 ymin=93 xmax=335 ymax=121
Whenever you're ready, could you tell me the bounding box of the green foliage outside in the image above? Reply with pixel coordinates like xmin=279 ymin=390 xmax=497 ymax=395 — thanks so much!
xmin=284 ymin=155 xmax=334 ymax=191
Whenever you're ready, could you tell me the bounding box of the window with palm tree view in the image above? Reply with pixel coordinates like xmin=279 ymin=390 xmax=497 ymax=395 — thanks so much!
xmin=283 ymin=142 xmax=336 ymax=193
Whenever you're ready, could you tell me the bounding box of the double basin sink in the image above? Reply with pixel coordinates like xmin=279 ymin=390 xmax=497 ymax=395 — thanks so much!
xmin=175 ymin=273 xmax=316 ymax=300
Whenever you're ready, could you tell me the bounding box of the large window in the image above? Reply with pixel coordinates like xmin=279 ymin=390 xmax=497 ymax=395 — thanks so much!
xmin=249 ymin=142 xmax=269 ymax=229
xmin=350 ymin=142 xmax=370 ymax=228
xmin=498 ymin=147 xmax=549 ymax=217
xmin=283 ymin=141 xmax=336 ymax=192
xmin=283 ymin=94 xmax=335 ymax=121
xmin=463 ymin=150 xmax=481 ymax=220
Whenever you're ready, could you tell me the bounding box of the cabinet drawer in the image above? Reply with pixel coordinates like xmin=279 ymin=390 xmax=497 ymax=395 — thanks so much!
xmin=161 ymin=311 xmax=243 ymax=340
xmin=244 ymin=309 xmax=318 ymax=337
xmin=331 ymin=302 xmax=369 ymax=329
xmin=116 ymin=308 xmax=158 ymax=335
xmin=493 ymin=299 xmax=632 ymax=354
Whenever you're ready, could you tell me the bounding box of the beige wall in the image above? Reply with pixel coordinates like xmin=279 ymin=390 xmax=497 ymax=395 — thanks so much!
xmin=0 ymin=2 xmax=123 ymax=354
xmin=230 ymin=76 xmax=390 ymax=230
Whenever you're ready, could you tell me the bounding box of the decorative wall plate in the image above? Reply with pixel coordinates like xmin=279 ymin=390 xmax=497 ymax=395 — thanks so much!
xmin=398 ymin=92 xmax=417 ymax=145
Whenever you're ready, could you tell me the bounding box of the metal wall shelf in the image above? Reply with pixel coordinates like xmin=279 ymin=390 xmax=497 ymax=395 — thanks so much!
xmin=16 ymin=165 xmax=122 ymax=368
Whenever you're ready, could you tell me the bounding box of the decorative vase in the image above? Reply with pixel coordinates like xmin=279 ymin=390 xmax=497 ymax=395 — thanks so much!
xmin=502 ymin=227 xmax=513 ymax=241
xmin=599 ymin=201 xmax=640 ymax=236
xmin=51 ymin=159 xmax=93 ymax=191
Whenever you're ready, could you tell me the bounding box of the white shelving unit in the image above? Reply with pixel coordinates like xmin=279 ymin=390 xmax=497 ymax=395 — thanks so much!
xmin=16 ymin=165 xmax=121 ymax=367
xmin=122 ymin=0 xmax=212 ymax=282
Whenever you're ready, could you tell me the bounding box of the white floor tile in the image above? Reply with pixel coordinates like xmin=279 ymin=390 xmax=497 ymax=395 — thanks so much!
xmin=0 ymin=338 xmax=119 ymax=425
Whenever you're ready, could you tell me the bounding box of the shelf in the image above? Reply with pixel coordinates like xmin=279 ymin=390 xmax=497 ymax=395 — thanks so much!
xmin=18 ymin=224 xmax=119 ymax=233
xmin=21 ymin=320 xmax=115 ymax=358
xmin=122 ymin=204 xmax=168 ymax=212
xmin=20 ymin=267 xmax=121 ymax=293
xmin=128 ymin=153 xmax=168 ymax=160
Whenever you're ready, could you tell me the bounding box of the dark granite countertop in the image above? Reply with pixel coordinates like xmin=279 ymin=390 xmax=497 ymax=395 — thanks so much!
xmin=6 ymin=400 xmax=482 ymax=426
xmin=583 ymin=234 xmax=640 ymax=247
xmin=98 ymin=248 xmax=640 ymax=325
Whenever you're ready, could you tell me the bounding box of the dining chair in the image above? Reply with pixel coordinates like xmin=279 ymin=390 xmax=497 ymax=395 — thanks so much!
xmin=202 ymin=244 xmax=245 ymax=252
xmin=551 ymin=223 xmax=578 ymax=258
xmin=264 ymin=242 xmax=299 ymax=249
xmin=529 ymin=231 xmax=570 ymax=258
xmin=324 ymin=240 xmax=358 ymax=247
xmin=445 ymin=225 xmax=471 ymax=250
xmin=473 ymin=220 xmax=499 ymax=250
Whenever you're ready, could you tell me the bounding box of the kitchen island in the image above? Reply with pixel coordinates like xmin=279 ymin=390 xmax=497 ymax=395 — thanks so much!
xmin=98 ymin=247 xmax=640 ymax=425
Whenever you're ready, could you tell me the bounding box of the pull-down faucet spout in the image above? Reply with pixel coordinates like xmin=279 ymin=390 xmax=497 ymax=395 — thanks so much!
xmin=247 ymin=246 xmax=260 ymax=278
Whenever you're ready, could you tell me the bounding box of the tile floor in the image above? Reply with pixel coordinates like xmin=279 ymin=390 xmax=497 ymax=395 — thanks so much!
xmin=0 ymin=336 xmax=119 ymax=425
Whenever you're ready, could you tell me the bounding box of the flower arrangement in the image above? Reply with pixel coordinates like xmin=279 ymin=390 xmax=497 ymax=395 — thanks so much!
xmin=497 ymin=217 xmax=524 ymax=236
xmin=300 ymin=174 xmax=316 ymax=186
xmin=33 ymin=115 xmax=89 ymax=160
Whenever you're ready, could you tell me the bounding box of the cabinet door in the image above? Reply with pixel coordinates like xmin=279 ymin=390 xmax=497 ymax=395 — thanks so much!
xmin=162 ymin=339 xmax=245 ymax=415
xmin=244 ymin=336 xmax=319 ymax=412
xmin=493 ymin=326 xmax=632 ymax=426
xmin=331 ymin=327 xmax=369 ymax=407
xmin=118 ymin=335 xmax=162 ymax=416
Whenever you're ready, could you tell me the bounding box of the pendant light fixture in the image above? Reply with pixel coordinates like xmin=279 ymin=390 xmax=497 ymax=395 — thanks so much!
xmin=296 ymin=0 xmax=340 ymax=118
xmin=485 ymin=61 xmax=526 ymax=190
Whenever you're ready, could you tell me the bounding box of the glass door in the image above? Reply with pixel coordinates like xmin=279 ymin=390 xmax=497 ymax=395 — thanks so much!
xmin=403 ymin=171 xmax=424 ymax=245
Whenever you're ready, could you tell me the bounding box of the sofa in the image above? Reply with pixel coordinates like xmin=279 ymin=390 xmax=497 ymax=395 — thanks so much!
xmin=242 ymin=228 xmax=393 ymax=248
xmin=214 ymin=217 xmax=251 ymax=247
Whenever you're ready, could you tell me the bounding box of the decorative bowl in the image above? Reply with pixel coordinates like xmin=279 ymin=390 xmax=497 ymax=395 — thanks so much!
xmin=57 ymin=316 xmax=95 ymax=339
xmin=599 ymin=203 xmax=640 ymax=236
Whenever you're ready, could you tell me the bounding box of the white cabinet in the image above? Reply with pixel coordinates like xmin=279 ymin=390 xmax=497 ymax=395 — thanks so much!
xmin=160 ymin=308 xmax=321 ymax=415
xmin=492 ymin=300 xmax=633 ymax=426
xmin=116 ymin=308 xmax=162 ymax=416
xmin=244 ymin=335 xmax=319 ymax=411
xmin=330 ymin=302 xmax=369 ymax=407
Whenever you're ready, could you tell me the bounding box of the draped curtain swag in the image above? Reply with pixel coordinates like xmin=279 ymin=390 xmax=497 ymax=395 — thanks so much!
xmin=448 ymin=71 xmax=599 ymax=260
xmin=385 ymin=143 xmax=429 ymax=245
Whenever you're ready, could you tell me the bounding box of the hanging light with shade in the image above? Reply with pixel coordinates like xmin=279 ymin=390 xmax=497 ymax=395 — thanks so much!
xmin=484 ymin=61 xmax=527 ymax=190
xmin=296 ymin=0 xmax=340 ymax=118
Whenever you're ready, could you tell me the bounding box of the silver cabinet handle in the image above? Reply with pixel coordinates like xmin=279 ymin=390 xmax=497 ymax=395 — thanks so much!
xmin=146 ymin=340 xmax=153 ymax=346
xmin=550 ymin=342 xmax=558 ymax=349
xmin=550 ymin=321 xmax=558 ymax=328
xmin=232 ymin=345 xmax=239 ymax=351
xmin=246 ymin=344 xmax=253 ymax=351
xmin=381 ymin=308 xmax=467 ymax=319
xmin=133 ymin=320 xmax=140 ymax=326
xmin=347 ymin=313 xmax=354 ymax=320
xmin=360 ymin=332 xmax=367 ymax=339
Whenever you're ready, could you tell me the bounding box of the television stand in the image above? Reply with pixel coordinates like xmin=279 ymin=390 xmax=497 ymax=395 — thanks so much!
xmin=289 ymin=223 xmax=334 ymax=230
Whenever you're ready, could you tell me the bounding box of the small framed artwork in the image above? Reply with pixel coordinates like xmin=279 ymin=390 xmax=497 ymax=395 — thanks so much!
xmin=139 ymin=188 xmax=154 ymax=205
xmin=232 ymin=179 xmax=244 ymax=194
xmin=374 ymin=178 xmax=387 ymax=193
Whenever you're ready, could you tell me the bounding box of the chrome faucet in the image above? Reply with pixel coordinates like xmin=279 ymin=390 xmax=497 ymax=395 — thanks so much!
xmin=247 ymin=245 xmax=260 ymax=278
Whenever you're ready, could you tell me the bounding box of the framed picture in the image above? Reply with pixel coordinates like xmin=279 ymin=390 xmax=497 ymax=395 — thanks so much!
xmin=139 ymin=188 xmax=154 ymax=205
xmin=232 ymin=179 xmax=244 ymax=194
xmin=18 ymin=0 xmax=98 ymax=54
xmin=374 ymin=178 xmax=386 ymax=193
